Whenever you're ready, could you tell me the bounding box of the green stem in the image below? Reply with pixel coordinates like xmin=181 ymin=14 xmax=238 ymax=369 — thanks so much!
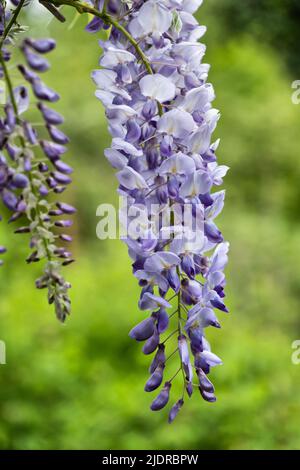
xmin=168 ymin=308 xmax=178 ymax=319
xmin=0 ymin=0 xmax=27 ymax=49
xmin=169 ymin=203 xmax=186 ymax=392
xmin=169 ymin=367 xmax=181 ymax=383
xmin=0 ymin=53 xmax=19 ymax=115
xmin=177 ymin=261 xmax=186 ymax=399
xmin=165 ymin=347 xmax=179 ymax=363
xmin=162 ymin=328 xmax=178 ymax=345
xmin=177 ymin=267 xmax=182 ymax=334
xmin=47 ymin=0 xmax=152 ymax=73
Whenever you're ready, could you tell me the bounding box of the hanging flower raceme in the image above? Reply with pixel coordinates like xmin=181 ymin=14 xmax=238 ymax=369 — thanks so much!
xmin=87 ymin=0 xmax=230 ymax=421
xmin=0 ymin=2 xmax=75 ymax=321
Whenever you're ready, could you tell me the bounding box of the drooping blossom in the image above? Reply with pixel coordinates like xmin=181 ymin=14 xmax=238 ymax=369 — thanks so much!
xmin=87 ymin=0 xmax=230 ymax=420
xmin=0 ymin=1 xmax=75 ymax=321
xmin=1 ymin=0 xmax=230 ymax=420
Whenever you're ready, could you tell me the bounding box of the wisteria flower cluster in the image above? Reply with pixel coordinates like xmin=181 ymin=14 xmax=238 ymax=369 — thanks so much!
xmin=0 ymin=0 xmax=229 ymax=422
xmin=86 ymin=0 xmax=229 ymax=421
xmin=0 ymin=0 xmax=75 ymax=321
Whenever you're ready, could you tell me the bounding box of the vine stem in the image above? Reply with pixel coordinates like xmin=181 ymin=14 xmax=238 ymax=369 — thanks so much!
xmin=165 ymin=347 xmax=179 ymax=363
xmin=162 ymin=329 xmax=179 ymax=345
xmin=177 ymin=264 xmax=186 ymax=399
xmin=177 ymin=267 xmax=182 ymax=334
xmin=0 ymin=0 xmax=27 ymax=49
xmin=0 ymin=54 xmax=18 ymax=113
xmin=169 ymin=367 xmax=181 ymax=383
xmin=46 ymin=0 xmax=152 ymax=73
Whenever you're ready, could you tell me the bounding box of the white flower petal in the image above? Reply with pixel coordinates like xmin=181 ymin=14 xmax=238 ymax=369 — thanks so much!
xmin=106 ymin=104 xmax=137 ymax=124
xmin=104 ymin=149 xmax=128 ymax=169
xmin=112 ymin=138 xmax=143 ymax=157
xmin=157 ymin=109 xmax=196 ymax=139
xmin=159 ymin=153 xmax=195 ymax=175
xmin=117 ymin=167 xmax=148 ymax=190
xmin=201 ymin=350 xmax=223 ymax=367
xmin=139 ymin=74 xmax=176 ymax=103
xmin=100 ymin=47 xmax=135 ymax=67
xmin=135 ymin=0 xmax=172 ymax=35
xmin=189 ymin=126 xmax=211 ymax=154
xmin=180 ymin=84 xmax=215 ymax=113
xmin=14 ymin=86 xmax=29 ymax=114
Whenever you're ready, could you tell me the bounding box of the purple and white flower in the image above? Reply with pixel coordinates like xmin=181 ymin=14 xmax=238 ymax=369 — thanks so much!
xmin=87 ymin=0 xmax=230 ymax=420
xmin=0 ymin=6 xmax=75 ymax=322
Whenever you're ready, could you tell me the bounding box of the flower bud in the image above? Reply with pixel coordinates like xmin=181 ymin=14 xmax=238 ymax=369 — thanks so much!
xmin=54 ymin=160 xmax=73 ymax=174
xmin=1 ymin=189 xmax=18 ymax=211
xmin=12 ymin=173 xmax=29 ymax=189
xmin=168 ymin=399 xmax=184 ymax=423
xmin=40 ymin=140 xmax=67 ymax=160
xmin=129 ymin=316 xmax=156 ymax=342
xmin=145 ymin=363 xmax=164 ymax=392
xmin=150 ymin=382 xmax=171 ymax=411
xmin=197 ymin=368 xmax=215 ymax=394
xmin=149 ymin=344 xmax=166 ymax=374
xmin=126 ymin=119 xmax=141 ymax=143
xmin=199 ymin=388 xmax=216 ymax=403
xmin=142 ymin=328 xmax=159 ymax=355
xmin=24 ymin=38 xmax=56 ymax=54
xmin=157 ymin=308 xmax=169 ymax=334
xmin=47 ymin=125 xmax=69 ymax=145
xmin=56 ymin=202 xmax=76 ymax=214
xmin=23 ymin=47 xmax=50 ymax=72
xmin=38 ymin=103 xmax=64 ymax=125
xmin=32 ymin=79 xmax=59 ymax=102
xmin=142 ymin=100 xmax=157 ymax=120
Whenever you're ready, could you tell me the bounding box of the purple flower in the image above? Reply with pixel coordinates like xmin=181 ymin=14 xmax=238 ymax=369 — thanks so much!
xmin=12 ymin=173 xmax=29 ymax=189
xmin=22 ymin=46 xmax=50 ymax=72
xmin=38 ymin=103 xmax=64 ymax=125
xmin=89 ymin=0 xmax=229 ymax=420
xmin=47 ymin=125 xmax=69 ymax=145
xmin=23 ymin=121 xmax=37 ymax=144
xmin=0 ymin=31 xmax=75 ymax=322
xmin=145 ymin=363 xmax=165 ymax=392
xmin=40 ymin=140 xmax=67 ymax=160
xmin=156 ymin=308 xmax=169 ymax=334
xmin=139 ymin=292 xmax=171 ymax=311
xmin=32 ymin=79 xmax=59 ymax=102
xmin=129 ymin=315 xmax=156 ymax=341
xmin=53 ymin=160 xmax=73 ymax=175
xmin=150 ymin=382 xmax=172 ymax=411
xmin=168 ymin=399 xmax=184 ymax=424
xmin=52 ymin=171 xmax=71 ymax=185
xmin=86 ymin=16 xmax=105 ymax=33
xmin=142 ymin=327 xmax=160 ymax=355
xmin=1 ymin=189 xmax=18 ymax=210
xmin=178 ymin=334 xmax=193 ymax=381
xmin=56 ymin=202 xmax=76 ymax=214
xmin=149 ymin=344 xmax=166 ymax=374
xmin=24 ymin=38 xmax=56 ymax=54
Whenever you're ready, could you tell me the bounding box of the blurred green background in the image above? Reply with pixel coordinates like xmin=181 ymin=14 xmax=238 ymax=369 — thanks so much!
xmin=0 ymin=0 xmax=300 ymax=450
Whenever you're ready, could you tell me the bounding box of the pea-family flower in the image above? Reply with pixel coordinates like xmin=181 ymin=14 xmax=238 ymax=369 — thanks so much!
xmin=0 ymin=1 xmax=75 ymax=321
xmin=1 ymin=0 xmax=230 ymax=421
xmin=88 ymin=0 xmax=230 ymax=420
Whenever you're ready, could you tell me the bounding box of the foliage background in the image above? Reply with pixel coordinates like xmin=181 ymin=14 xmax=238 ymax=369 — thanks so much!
xmin=0 ymin=0 xmax=300 ymax=450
